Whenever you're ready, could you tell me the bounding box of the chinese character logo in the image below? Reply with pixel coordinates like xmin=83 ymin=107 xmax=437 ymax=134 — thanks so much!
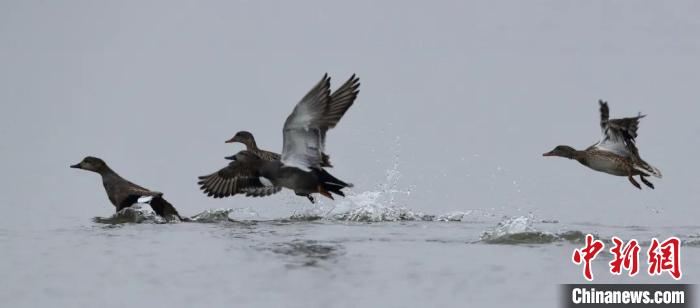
xmin=609 ymin=237 xmax=640 ymax=277
xmin=572 ymin=234 xmax=682 ymax=281
xmin=572 ymin=234 xmax=604 ymax=281
xmin=648 ymin=237 xmax=682 ymax=280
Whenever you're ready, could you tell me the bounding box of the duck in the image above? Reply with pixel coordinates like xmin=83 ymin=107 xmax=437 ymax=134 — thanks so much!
xmin=543 ymin=100 xmax=662 ymax=189
xmin=198 ymin=73 xmax=360 ymax=203
xmin=224 ymin=131 xmax=281 ymax=161
xmin=70 ymin=156 xmax=183 ymax=219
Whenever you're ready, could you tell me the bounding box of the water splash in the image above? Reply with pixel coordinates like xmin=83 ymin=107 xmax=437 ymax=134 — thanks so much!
xmin=93 ymin=206 xmax=246 ymax=224
xmin=286 ymin=138 xmax=486 ymax=222
xmin=432 ymin=211 xmax=471 ymax=222
xmin=480 ymin=215 xmax=585 ymax=244
xmin=93 ymin=204 xmax=167 ymax=224
xmin=189 ymin=208 xmax=235 ymax=223
xmin=321 ymin=136 xmax=422 ymax=222
xmin=331 ymin=191 xmax=425 ymax=222
xmin=379 ymin=136 xmax=412 ymax=207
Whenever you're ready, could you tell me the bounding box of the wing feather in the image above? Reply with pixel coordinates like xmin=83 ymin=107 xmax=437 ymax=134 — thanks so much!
xmin=324 ymin=74 xmax=360 ymax=129
xmin=594 ymin=100 xmax=645 ymax=157
xmin=198 ymin=151 xmax=281 ymax=198
xmin=281 ymin=74 xmax=360 ymax=170
xmin=281 ymin=74 xmax=332 ymax=170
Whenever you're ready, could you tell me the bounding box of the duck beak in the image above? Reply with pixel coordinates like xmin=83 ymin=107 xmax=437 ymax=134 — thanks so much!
xmin=70 ymin=163 xmax=81 ymax=168
xmin=224 ymin=155 xmax=236 ymax=160
xmin=225 ymin=137 xmax=236 ymax=143
xmin=542 ymin=151 xmax=554 ymax=157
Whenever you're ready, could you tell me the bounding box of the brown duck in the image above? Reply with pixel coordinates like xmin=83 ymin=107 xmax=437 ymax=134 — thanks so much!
xmin=198 ymin=74 xmax=360 ymax=203
xmin=221 ymin=71 xmax=362 ymax=167
xmin=543 ymin=100 xmax=662 ymax=189
xmin=224 ymin=131 xmax=281 ymax=161
xmin=70 ymin=156 xmax=183 ymax=219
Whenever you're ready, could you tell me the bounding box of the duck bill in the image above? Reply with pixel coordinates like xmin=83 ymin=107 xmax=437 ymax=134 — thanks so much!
xmin=70 ymin=163 xmax=81 ymax=168
xmin=542 ymin=151 xmax=555 ymax=157
xmin=224 ymin=155 xmax=236 ymax=160
xmin=225 ymin=137 xmax=238 ymax=143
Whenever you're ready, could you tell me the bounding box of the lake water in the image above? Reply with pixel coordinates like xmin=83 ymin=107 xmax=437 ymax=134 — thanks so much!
xmin=2 ymin=188 xmax=697 ymax=308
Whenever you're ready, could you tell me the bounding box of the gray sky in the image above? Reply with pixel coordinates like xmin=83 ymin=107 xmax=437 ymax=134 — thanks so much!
xmin=1 ymin=0 xmax=699 ymax=230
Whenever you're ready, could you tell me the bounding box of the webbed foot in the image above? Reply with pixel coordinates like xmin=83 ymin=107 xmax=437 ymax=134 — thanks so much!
xmin=640 ymin=175 xmax=654 ymax=189
xmin=306 ymin=195 xmax=316 ymax=204
xmin=628 ymin=175 xmax=642 ymax=190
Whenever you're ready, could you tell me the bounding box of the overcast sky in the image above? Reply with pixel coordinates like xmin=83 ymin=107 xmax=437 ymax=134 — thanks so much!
xmin=1 ymin=0 xmax=699 ymax=230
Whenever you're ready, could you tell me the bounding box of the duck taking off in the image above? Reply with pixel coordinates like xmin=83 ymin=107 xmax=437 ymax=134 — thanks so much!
xmin=224 ymin=131 xmax=281 ymax=161
xmin=543 ymin=100 xmax=661 ymax=189
xmin=70 ymin=156 xmax=183 ymax=219
xmin=198 ymin=74 xmax=360 ymax=203
xmin=224 ymin=130 xmax=332 ymax=167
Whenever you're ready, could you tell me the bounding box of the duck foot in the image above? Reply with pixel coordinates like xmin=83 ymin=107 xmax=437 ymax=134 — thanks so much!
xmin=317 ymin=185 xmax=334 ymax=200
xmin=306 ymin=195 xmax=316 ymax=204
xmin=640 ymin=175 xmax=654 ymax=189
xmin=628 ymin=175 xmax=642 ymax=190
xmin=294 ymin=192 xmax=316 ymax=204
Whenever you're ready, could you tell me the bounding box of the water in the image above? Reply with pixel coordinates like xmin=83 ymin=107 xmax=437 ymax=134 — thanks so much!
xmin=2 ymin=195 xmax=699 ymax=308
xmin=2 ymin=146 xmax=699 ymax=308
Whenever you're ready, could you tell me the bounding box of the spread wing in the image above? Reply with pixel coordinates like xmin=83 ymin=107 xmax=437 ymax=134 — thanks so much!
xmin=281 ymin=74 xmax=332 ymax=170
xmin=593 ymin=100 xmax=645 ymax=157
xmin=281 ymin=74 xmax=359 ymax=171
xmin=319 ymin=74 xmax=361 ymax=167
xmin=326 ymin=74 xmax=361 ymax=130
xmin=198 ymin=151 xmax=281 ymax=198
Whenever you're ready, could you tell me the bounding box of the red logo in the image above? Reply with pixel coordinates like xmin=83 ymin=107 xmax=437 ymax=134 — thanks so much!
xmin=609 ymin=237 xmax=640 ymax=276
xmin=648 ymin=237 xmax=682 ymax=280
xmin=572 ymin=235 xmax=682 ymax=281
xmin=572 ymin=234 xmax=605 ymax=281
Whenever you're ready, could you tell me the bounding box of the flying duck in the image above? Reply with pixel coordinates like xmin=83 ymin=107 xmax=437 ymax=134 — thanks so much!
xmin=70 ymin=156 xmax=183 ymax=219
xmin=543 ymin=100 xmax=662 ymax=189
xmin=198 ymin=74 xmax=360 ymax=203
xmin=225 ymin=131 xmax=332 ymax=167
xmin=224 ymin=131 xmax=281 ymax=161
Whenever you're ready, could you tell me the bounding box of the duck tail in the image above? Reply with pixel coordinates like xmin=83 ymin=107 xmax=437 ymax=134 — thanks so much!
xmin=314 ymin=168 xmax=352 ymax=197
xmin=149 ymin=197 xmax=184 ymax=221
xmin=634 ymin=161 xmax=662 ymax=179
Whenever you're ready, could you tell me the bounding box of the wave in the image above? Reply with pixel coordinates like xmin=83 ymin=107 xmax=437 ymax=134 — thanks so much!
xmin=288 ymin=140 xmax=482 ymax=223
xmin=188 ymin=208 xmax=236 ymax=223
xmin=93 ymin=204 xmax=169 ymax=224
xmin=94 ymin=205 xmax=240 ymax=224
xmin=267 ymin=240 xmax=345 ymax=267
xmin=480 ymin=215 xmax=585 ymax=245
xmin=683 ymin=238 xmax=700 ymax=248
xmin=283 ymin=190 xmax=480 ymax=223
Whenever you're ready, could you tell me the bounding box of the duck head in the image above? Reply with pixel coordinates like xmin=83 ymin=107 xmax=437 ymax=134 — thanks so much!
xmin=225 ymin=131 xmax=255 ymax=145
xmin=70 ymin=156 xmax=108 ymax=173
xmin=225 ymin=131 xmax=257 ymax=158
xmin=543 ymin=145 xmax=579 ymax=159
